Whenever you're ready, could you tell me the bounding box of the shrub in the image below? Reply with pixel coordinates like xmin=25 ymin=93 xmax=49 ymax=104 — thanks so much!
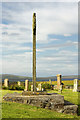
xmin=9 ymin=84 xmax=24 ymax=90
xmin=16 ymin=86 xmax=24 ymax=90
xmin=9 ymin=85 xmax=16 ymax=90
xmin=28 ymin=84 xmax=31 ymax=91
xmin=42 ymin=83 xmax=51 ymax=90
xmin=2 ymin=86 xmax=9 ymax=90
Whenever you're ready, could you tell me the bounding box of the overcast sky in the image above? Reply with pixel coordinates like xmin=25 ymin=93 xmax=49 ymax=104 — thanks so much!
xmin=1 ymin=2 xmax=78 ymax=77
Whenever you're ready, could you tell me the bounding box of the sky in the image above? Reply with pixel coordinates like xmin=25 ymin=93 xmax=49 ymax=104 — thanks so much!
xmin=1 ymin=2 xmax=78 ymax=77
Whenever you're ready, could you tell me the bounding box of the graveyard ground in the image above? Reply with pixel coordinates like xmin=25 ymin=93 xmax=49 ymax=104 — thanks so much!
xmin=2 ymin=89 xmax=80 ymax=119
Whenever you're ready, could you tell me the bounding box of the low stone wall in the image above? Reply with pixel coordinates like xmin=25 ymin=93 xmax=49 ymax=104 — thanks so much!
xmin=3 ymin=92 xmax=78 ymax=115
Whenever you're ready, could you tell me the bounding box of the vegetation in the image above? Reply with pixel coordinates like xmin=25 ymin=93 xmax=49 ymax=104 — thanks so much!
xmin=41 ymin=83 xmax=51 ymax=90
xmin=2 ymin=84 xmax=24 ymax=90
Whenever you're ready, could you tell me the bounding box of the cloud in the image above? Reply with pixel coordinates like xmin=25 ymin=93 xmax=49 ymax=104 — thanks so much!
xmin=64 ymin=34 xmax=72 ymax=37
xmin=2 ymin=2 xmax=78 ymax=44
xmin=39 ymin=41 xmax=78 ymax=50
xmin=2 ymin=0 xmax=79 ymax=2
xmin=1 ymin=2 xmax=78 ymax=76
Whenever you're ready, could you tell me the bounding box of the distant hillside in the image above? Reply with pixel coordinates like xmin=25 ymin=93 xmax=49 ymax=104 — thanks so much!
xmin=0 ymin=74 xmax=79 ymax=82
xmin=1 ymin=74 xmax=32 ymax=82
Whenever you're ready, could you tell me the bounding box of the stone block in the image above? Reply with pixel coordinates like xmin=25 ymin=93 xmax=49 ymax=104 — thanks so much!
xmin=63 ymin=105 xmax=78 ymax=115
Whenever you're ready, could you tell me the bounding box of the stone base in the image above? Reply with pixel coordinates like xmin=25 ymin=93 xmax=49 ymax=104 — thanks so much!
xmin=63 ymin=100 xmax=78 ymax=115
xmin=63 ymin=105 xmax=78 ymax=115
xmin=3 ymin=92 xmax=78 ymax=115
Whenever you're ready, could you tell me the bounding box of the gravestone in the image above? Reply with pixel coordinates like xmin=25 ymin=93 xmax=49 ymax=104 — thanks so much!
xmin=24 ymin=80 xmax=29 ymax=91
xmin=4 ymin=79 xmax=8 ymax=87
xmin=54 ymin=85 xmax=57 ymax=90
xmin=31 ymin=85 xmax=33 ymax=91
xmin=18 ymin=81 xmax=21 ymax=86
xmin=56 ymin=74 xmax=61 ymax=90
xmin=49 ymin=79 xmax=52 ymax=85
xmin=37 ymin=83 xmax=42 ymax=91
xmin=73 ymin=79 xmax=78 ymax=92
xmin=59 ymin=85 xmax=63 ymax=93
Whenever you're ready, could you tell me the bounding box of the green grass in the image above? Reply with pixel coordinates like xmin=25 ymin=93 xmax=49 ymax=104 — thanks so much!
xmin=2 ymin=89 xmax=80 ymax=119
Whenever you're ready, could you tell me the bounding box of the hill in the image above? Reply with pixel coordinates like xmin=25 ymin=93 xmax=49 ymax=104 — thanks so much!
xmin=0 ymin=74 xmax=79 ymax=82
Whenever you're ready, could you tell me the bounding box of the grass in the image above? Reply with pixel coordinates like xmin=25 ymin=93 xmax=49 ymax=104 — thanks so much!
xmin=1 ymin=89 xmax=80 ymax=119
xmin=38 ymin=80 xmax=80 ymax=86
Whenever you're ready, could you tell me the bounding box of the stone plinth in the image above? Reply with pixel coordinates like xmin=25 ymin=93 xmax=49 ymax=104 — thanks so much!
xmin=4 ymin=79 xmax=8 ymax=87
xmin=3 ymin=92 xmax=78 ymax=115
xmin=3 ymin=93 xmax=64 ymax=112
xmin=56 ymin=74 xmax=61 ymax=90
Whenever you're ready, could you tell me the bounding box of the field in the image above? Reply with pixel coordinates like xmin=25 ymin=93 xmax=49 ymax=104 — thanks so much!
xmin=2 ymin=89 xmax=80 ymax=119
xmin=37 ymin=80 xmax=80 ymax=86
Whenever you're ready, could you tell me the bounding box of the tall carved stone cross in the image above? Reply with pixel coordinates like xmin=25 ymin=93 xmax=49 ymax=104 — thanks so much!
xmin=33 ymin=13 xmax=36 ymax=92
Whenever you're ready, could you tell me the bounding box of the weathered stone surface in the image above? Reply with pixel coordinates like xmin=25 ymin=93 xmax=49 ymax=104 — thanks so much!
xmin=3 ymin=93 xmax=64 ymax=112
xmin=3 ymin=92 xmax=78 ymax=115
xmin=33 ymin=13 xmax=36 ymax=92
xmin=63 ymin=100 xmax=78 ymax=115
xmin=22 ymin=91 xmax=47 ymax=95
xmin=63 ymin=105 xmax=78 ymax=115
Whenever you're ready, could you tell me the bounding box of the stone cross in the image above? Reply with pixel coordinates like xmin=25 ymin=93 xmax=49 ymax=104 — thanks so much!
xmin=56 ymin=74 xmax=61 ymax=90
xmin=18 ymin=81 xmax=21 ymax=86
xmin=4 ymin=79 xmax=8 ymax=87
xmin=33 ymin=13 xmax=36 ymax=92
xmin=24 ymin=80 xmax=29 ymax=91
xmin=73 ymin=79 xmax=78 ymax=92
